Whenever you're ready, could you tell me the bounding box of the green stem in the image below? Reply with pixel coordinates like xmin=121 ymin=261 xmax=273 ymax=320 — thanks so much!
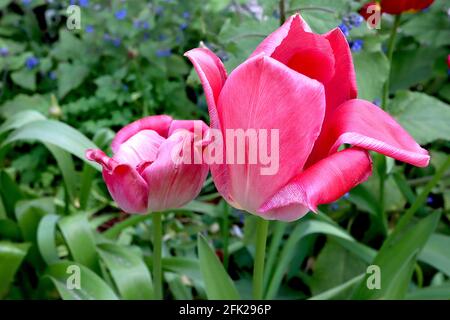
xmin=153 ymin=212 xmax=163 ymax=300
xmin=253 ymin=217 xmax=269 ymax=300
xmin=382 ymin=14 xmax=402 ymax=109
xmin=279 ymin=0 xmax=286 ymax=25
xmin=287 ymin=6 xmax=336 ymax=15
xmin=222 ymin=201 xmax=230 ymax=270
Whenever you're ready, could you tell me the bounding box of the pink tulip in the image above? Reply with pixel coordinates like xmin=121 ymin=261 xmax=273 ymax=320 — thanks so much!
xmin=86 ymin=115 xmax=209 ymax=214
xmin=185 ymin=14 xmax=429 ymax=221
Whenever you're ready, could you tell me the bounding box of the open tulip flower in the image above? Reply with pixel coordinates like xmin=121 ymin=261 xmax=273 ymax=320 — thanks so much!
xmin=185 ymin=14 xmax=429 ymax=222
xmin=86 ymin=115 xmax=209 ymax=214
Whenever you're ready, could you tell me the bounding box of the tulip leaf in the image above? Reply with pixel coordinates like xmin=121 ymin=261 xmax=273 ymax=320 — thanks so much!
xmin=2 ymin=119 xmax=100 ymax=170
xmin=310 ymin=240 xmax=368 ymax=296
xmin=0 ymin=110 xmax=46 ymax=135
xmin=197 ymin=234 xmax=240 ymax=300
xmin=418 ymin=233 xmax=450 ymax=277
xmin=58 ymin=213 xmax=100 ymax=274
xmin=352 ymin=211 xmax=441 ymax=299
xmin=265 ymin=219 xmax=362 ymax=299
xmin=97 ymin=243 xmax=153 ymax=300
xmin=0 ymin=241 xmax=30 ymax=298
xmin=37 ymin=214 xmax=60 ymax=265
xmin=387 ymin=91 xmax=450 ymax=145
xmin=406 ymin=282 xmax=450 ymax=300
xmin=44 ymin=261 xmax=118 ymax=300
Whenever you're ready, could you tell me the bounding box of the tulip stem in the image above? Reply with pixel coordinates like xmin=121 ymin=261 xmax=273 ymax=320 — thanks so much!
xmin=153 ymin=211 xmax=163 ymax=300
xmin=382 ymin=14 xmax=402 ymax=110
xmin=253 ymin=217 xmax=269 ymax=300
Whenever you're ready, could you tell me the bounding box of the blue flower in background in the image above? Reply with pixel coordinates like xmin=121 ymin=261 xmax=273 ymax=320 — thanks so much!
xmin=350 ymin=39 xmax=364 ymax=52
xmin=112 ymin=38 xmax=121 ymax=47
xmin=79 ymin=0 xmax=89 ymax=7
xmin=158 ymin=34 xmax=167 ymax=41
xmin=182 ymin=11 xmax=190 ymax=19
xmin=142 ymin=21 xmax=150 ymax=29
xmin=338 ymin=23 xmax=350 ymax=37
xmin=330 ymin=203 xmax=339 ymax=211
xmin=48 ymin=71 xmax=57 ymax=80
xmin=25 ymin=56 xmax=39 ymax=70
xmin=344 ymin=13 xmax=364 ymax=28
xmin=373 ymin=98 xmax=381 ymax=107
xmin=85 ymin=25 xmax=94 ymax=33
xmin=22 ymin=0 xmax=32 ymax=6
xmin=115 ymin=9 xmax=127 ymax=20
xmin=179 ymin=22 xmax=188 ymax=31
xmin=0 ymin=47 xmax=9 ymax=57
xmin=156 ymin=49 xmax=171 ymax=57
xmin=155 ymin=6 xmax=164 ymax=16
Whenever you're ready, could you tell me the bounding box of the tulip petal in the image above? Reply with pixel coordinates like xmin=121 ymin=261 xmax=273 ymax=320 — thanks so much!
xmin=250 ymin=14 xmax=312 ymax=58
xmin=184 ymin=47 xmax=227 ymax=130
xmin=184 ymin=47 xmax=230 ymax=202
xmin=316 ymin=99 xmax=430 ymax=167
xmin=113 ymin=130 xmax=165 ymax=168
xmin=103 ymin=164 xmax=149 ymax=214
xmin=260 ymin=148 xmax=372 ymax=215
xmin=141 ymin=130 xmax=209 ymax=211
xmin=111 ymin=115 xmax=173 ymax=153
xmin=323 ymin=28 xmax=358 ymax=114
xmin=168 ymin=119 xmax=209 ymax=136
xmin=252 ymin=14 xmax=335 ymax=83
xmin=217 ymin=54 xmax=326 ymax=214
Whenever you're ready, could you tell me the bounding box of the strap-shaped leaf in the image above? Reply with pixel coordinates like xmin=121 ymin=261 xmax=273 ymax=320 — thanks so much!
xmin=197 ymin=234 xmax=240 ymax=300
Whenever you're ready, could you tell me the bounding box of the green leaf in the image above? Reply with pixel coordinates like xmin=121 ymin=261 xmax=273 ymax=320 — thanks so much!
xmin=44 ymin=261 xmax=118 ymax=300
xmin=162 ymin=257 xmax=202 ymax=285
xmin=265 ymin=219 xmax=358 ymax=299
xmin=401 ymin=5 xmax=450 ymax=47
xmin=2 ymin=119 xmax=100 ymax=170
xmin=197 ymin=234 xmax=240 ymax=300
xmin=311 ymin=240 xmax=367 ymax=296
xmin=58 ymin=213 xmax=100 ymax=274
xmin=166 ymin=273 xmax=193 ymax=300
xmin=97 ymin=243 xmax=153 ymax=300
xmin=352 ymin=212 xmax=441 ymax=299
xmin=11 ymin=69 xmax=36 ymax=91
xmin=0 ymin=94 xmax=50 ymax=118
xmin=309 ymin=274 xmax=364 ymax=300
xmin=419 ymin=233 xmax=450 ymax=277
xmin=387 ymin=91 xmax=450 ymax=144
xmin=406 ymin=282 xmax=450 ymax=300
xmin=0 ymin=241 xmax=30 ymax=298
xmin=37 ymin=214 xmax=60 ymax=265
xmin=57 ymin=62 xmax=89 ymax=98
xmin=0 ymin=110 xmax=46 ymax=135
xmin=353 ymin=51 xmax=389 ymax=102
xmin=45 ymin=143 xmax=77 ymax=204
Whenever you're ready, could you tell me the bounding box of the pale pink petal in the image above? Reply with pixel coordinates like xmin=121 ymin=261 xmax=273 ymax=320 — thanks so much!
xmin=113 ymin=130 xmax=165 ymax=168
xmin=111 ymin=115 xmax=173 ymax=153
xmin=103 ymin=164 xmax=149 ymax=214
xmin=250 ymin=14 xmax=312 ymax=58
xmin=216 ymin=54 xmax=326 ymax=214
xmin=313 ymin=99 xmax=430 ymax=167
xmin=260 ymin=148 xmax=372 ymax=215
xmin=141 ymin=130 xmax=209 ymax=211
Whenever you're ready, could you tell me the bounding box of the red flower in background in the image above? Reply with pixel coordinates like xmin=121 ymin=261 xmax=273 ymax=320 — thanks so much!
xmin=381 ymin=0 xmax=434 ymax=14
xmin=360 ymin=0 xmax=434 ymax=17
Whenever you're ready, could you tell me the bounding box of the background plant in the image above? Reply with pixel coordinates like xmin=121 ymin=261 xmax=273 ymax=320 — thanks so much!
xmin=0 ymin=0 xmax=449 ymax=300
